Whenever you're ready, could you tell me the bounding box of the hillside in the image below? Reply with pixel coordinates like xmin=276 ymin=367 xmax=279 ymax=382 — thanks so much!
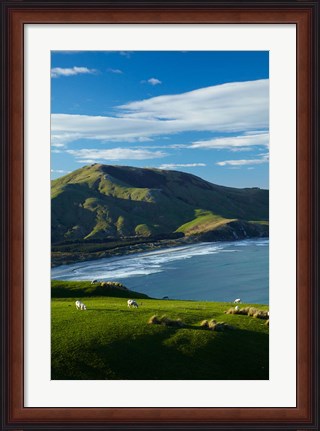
xmin=51 ymin=281 xmax=269 ymax=380
xmin=51 ymin=164 xmax=269 ymax=247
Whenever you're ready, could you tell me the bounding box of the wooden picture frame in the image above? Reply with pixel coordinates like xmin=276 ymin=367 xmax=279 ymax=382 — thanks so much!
xmin=0 ymin=1 xmax=319 ymax=429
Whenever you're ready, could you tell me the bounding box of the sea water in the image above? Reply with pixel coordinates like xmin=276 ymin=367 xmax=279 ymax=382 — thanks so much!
xmin=51 ymin=238 xmax=269 ymax=304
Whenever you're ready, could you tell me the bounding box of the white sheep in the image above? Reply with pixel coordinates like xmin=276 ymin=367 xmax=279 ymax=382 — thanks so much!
xmin=234 ymin=298 xmax=241 ymax=304
xmin=127 ymin=299 xmax=138 ymax=308
xmin=235 ymin=305 xmax=240 ymax=311
xmin=75 ymin=300 xmax=87 ymax=311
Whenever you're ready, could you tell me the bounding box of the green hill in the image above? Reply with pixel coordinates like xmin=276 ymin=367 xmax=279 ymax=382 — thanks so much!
xmin=51 ymin=164 xmax=269 ymax=246
xmin=51 ymin=280 xmax=269 ymax=380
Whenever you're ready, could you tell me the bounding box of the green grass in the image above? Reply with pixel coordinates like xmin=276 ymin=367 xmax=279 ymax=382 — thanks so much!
xmin=176 ymin=209 xmax=234 ymax=235
xmin=51 ymin=283 xmax=269 ymax=380
xmin=51 ymin=280 xmax=150 ymax=299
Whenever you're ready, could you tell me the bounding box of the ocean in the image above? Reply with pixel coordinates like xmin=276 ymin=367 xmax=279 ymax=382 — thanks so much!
xmin=51 ymin=238 xmax=269 ymax=304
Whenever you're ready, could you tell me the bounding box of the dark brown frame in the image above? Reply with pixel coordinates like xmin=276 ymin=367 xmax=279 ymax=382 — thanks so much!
xmin=0 ymin=1 xmax=319 ymax=430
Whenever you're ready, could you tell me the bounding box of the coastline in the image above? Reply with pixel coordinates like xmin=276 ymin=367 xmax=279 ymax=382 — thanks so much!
xmin=51 ymin=229 xmax=269 ymax=268
xmin=51 ymin=236 xmax=197 ymax=268
xmin=52 ymin=237 xmax=269 ymax=303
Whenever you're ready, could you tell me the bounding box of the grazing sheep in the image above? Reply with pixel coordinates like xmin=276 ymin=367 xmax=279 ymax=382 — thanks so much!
xmin=234 ymin=298 xmax=241 ymax=304
xmin=91 ymin=279 xmax=98 ymax=284
xmin=127 ymin=299 xmax=138 ymax=308
xmin=75 ymin=300 xmax=87 ymax=311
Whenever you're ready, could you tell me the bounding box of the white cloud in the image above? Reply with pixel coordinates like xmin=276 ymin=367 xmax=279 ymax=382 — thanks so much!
xmin=51 ymin=143 xmax=65 ymax=148
xmin=107 ymin=68 xmax=123 ymax=74
xmin=216 ymin=153 xmax=269 ymax=167
xmin=51 ymin=79 xmax=268 ymax=144
xmin=159 ymin=163 xmax=206 ymax=170
xmin=191 ymin=132 xmax=269 ymax=150
xmin=147 ymin=78 xmax=162 ymax=86
xmin=51 ymin=169 xmax=68 ymax=173
xmin=66 ymin=148 xmax=167 ymax=163
xmin=51 ymin=67 xmax=97 ymax=78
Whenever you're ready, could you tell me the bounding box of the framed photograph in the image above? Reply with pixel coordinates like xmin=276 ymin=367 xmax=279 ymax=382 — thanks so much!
xmin=1 ymin=1 xmax=319 ymax=429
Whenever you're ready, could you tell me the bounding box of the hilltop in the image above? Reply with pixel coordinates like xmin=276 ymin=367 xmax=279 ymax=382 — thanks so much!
xmin=51 ymin=164 xmax=268 ymax=265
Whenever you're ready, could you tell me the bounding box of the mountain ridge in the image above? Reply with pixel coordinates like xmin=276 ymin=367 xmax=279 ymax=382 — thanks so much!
xmin=51 ymin=163 xmax=269 ymax=245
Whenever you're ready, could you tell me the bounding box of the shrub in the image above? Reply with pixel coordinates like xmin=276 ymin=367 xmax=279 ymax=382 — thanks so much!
xmin=253 ymin=310 xmax=269 ymax=320
xmin=148 ymin=315 xmax=161 ymax=325
xmin=201 ymin=319 xmax=234 ymax=332
xmin=148 ymin=315 xmax=185 ymax=328
xmin=225 ymin=307 xmax=249 ymax=315
xmin=200 ymin=320 xmax=209 ymax=328
xmin=247 ymin=307 xmax=258 ymax=316
xmin=225 ymin=306 xmax=269 ymax=321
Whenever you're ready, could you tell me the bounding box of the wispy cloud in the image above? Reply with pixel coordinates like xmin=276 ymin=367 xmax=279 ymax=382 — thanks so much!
xmin=66 ymin=148 xmax=167 ymax=163
xmin=107 ymin=68 xmax=123 ymax=74
xmin=51 ymin=67 xmax=97 ymax=78
xmin=51 ymin=169 xmax=69 ymax=174
xmin=51 ymin=143 xmax=65 ymax=148
xmin=216 ymin=153 xmax=269 ymax=167
xmin=191 ymin=132 xmax=269 ymax=150
xmin=51 ymin=79 xmax=268 ymax=144
xmin=147 ymin=78 xmax=162 ymax=86
xmin=159 ymin=163 xmax=206 ymax=170
xmin=140 ymin=78 xmax=162 ymax=85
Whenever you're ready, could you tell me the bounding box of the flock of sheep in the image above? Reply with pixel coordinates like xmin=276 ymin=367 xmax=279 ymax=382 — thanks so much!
xmin=74 ymin=295 xmax=269 ymax=329
xmin=75 ymin=298 xmax=138 ymax=311
xmin=75 ymin=296 xmax=244 ymax=312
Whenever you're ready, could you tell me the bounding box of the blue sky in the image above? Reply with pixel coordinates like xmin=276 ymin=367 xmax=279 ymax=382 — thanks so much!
xmin=51 ymin=51 xmax=269 ymax=188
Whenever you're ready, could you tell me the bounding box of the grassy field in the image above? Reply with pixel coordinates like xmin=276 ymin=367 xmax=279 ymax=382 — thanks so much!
xmin=51 ymin=282 xmax=269 ymax=380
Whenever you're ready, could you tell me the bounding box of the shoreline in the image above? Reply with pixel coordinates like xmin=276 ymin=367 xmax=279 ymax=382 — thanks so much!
xmin=51 ymin=233 xmax=269 ymax=268
xmin=51 ymin=236 xmax=197 ymax=268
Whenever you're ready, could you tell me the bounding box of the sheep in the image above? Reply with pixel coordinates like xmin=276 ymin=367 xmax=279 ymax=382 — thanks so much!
xmin=91 ymin=279 xmax=98 ymax=284
xmin=235 ymin=305 xmax=240 ymax=312
xmin=127 ymin=299 xmax=138 ymax=308
xmin=75 ymin=300 xmax=87 ymax=311
xmin=234 ymin=298 xmax=241 ymax=304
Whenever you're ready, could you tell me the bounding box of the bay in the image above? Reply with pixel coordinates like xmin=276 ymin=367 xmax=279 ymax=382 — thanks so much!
xmin=51 ymin=238 xmax=269 ymax=304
